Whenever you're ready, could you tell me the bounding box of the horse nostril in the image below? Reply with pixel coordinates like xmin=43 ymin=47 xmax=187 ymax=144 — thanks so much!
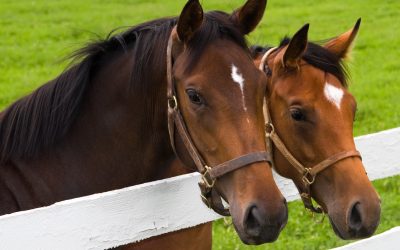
xmin=348 ymin=202 xmax=363 ymax=231
xmin=244 ymin=205 xmax=263 ymax=237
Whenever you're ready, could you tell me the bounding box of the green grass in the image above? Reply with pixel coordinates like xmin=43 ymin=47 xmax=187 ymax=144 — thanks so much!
xmin=213 ymin=176 xmax=400 ymax=250
xmin=0 ymin=0 xmax=399 ymax=249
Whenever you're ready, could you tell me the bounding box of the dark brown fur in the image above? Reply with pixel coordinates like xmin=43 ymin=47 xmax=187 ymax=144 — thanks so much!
xmin=0 ymin=0 xmax=287 ymax=247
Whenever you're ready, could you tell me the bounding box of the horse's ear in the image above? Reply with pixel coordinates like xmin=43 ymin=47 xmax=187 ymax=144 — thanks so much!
xmin=283 ymin=24 xmax=309 ymax=68
xmin=324 ymin=18 xmax=361 ymax=59
xmin=177 ymin=0 xmax=203 ymax=42
xmin=231 ymin=0 xmax=267 ymax=34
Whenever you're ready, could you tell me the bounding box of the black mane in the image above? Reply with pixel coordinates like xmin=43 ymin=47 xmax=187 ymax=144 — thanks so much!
xmin=251 ymin=38 xmax=349 ymax=87
xmin=0 ymin=11 xmax=248 ymax=164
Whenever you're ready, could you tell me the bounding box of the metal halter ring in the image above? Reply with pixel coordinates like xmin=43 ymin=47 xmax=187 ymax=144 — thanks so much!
xmin=201 ymin=165 xmax=216 ymax=188
xmin=168 ymin=95 xmax=178 ymax=110
xmin=302 ymin=168 xmax=316 ymax=185
xmin=265 ymin=122 xmax=275 ymax=137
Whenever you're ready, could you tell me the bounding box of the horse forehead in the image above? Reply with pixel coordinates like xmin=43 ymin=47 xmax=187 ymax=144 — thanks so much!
xmin=176 ymin=43 xmax=259 ymax=86
xmin=196 ymin=56 xmax=257 ymax=84
xmin=323 ymin=82 xmax=344 ymax=108
xmin=205 ymin=42 xmax=254 ymax=70
xmin=274 ymin=68 xmax=329 ymax=101
xmin=320 ymin=72 xmax=349 ymax=108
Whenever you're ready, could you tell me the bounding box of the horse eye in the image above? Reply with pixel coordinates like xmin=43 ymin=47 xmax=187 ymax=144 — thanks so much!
xmin=186 ymin=89 xmax=203 ymax=105
xmin=290 ymin=108 xmax=305 ymax=121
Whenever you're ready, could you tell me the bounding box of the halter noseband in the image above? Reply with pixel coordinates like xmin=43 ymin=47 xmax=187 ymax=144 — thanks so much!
xmin=259 ymin=48 xmax=362 ymax=213
xmin=166 ymin=27 xmax=272 ymax=216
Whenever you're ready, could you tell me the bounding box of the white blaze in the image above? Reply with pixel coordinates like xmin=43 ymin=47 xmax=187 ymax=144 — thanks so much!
xmin=231 ymin=64 xmax=247 ymax=112
xmin=324 ymin=82 xmax=344 ymax=109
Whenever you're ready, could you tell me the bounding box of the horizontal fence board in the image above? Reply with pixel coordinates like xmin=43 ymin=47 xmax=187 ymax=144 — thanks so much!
xmin=0 ymin=173 xmax=221 ymax=249
xmin=0 ymin=127 xmax=399 ymax=249
xmin=333 ymin=227 xmax=400 ymax=250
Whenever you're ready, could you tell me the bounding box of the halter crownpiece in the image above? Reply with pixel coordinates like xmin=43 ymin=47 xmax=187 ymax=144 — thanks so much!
xmin=260 ymin=48 xmax=362 ymax=213
xmin=259 ymin=47 xmax=277 ymax=71
xmin=166 ymin=27 xmax=272 ymax=216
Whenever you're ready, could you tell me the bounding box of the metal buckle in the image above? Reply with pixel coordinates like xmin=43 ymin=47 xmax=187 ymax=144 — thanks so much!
xmin=302 ymin=168 xmax=315 ymax=185
xmin=265 ymin=122 xmax=275 ymax=137
xmin=201 ymin=165 xmax=215 ymax=188
xmin=300 ymin=192 xmax=310 ymax=199
xmin=168 ymin=95 xmax=178 ymax=110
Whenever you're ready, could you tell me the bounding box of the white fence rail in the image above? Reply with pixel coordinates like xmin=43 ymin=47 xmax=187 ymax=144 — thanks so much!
xmin=0 ymin=127 xmax=399 ymax=249
xmin=333 ymin=227 xmax=400 ymax=250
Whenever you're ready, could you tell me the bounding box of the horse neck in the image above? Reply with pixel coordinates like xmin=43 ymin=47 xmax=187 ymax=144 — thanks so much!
xmin=56 ymin=48 xmax=177 ymax=187
xmin=0 ymin=48 xmax=179 ymax=214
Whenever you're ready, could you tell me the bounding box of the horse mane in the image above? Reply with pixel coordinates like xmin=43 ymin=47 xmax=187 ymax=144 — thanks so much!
xmin=251 ymin=38 xmax=349 ymax=87
xmin=0 ymin=11 xmax=248 ymax=164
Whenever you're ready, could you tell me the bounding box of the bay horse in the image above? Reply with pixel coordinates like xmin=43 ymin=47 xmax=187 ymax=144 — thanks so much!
xmin=251 ymin=19 xmax=381 ymax=239
xmin=0 ymin=0 xmax=288 ymax=246
xmin=130 ymin=19 xmax=382 ymax=249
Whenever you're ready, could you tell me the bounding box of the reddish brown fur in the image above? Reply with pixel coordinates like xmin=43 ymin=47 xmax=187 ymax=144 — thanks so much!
xmin=257 ymin=20 xmax=380 ymax=239
xmin=123 ymin=20 xmax=378 ymax=249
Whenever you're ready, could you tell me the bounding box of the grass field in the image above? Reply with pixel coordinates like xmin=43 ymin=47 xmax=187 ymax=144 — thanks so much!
xmin=0 ymin=0 xmax=399 ymax=249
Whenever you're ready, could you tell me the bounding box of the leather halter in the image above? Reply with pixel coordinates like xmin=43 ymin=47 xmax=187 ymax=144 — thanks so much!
xmin=259 ymin=48 xmax=362 ymax=213
xmin=166 ymin=27 xmax=271 ymax=216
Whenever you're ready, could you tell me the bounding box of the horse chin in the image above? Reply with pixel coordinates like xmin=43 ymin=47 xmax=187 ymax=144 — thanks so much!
xmin=232 ymin=223 xmax=283 ymax=245
xmin=230 ymin=205 xmax=286 ymax=245
xmin=328 ymin=214 xmax=378 ymax=240
xmin=329 ymin=216 xmax=349 ymax=239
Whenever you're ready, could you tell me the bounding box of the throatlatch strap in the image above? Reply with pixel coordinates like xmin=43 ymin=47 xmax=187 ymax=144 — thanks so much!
xmin=172 ymin=108 xmax=207 ymax=173
xmin=166 ymin=27 xmax=207 ymax=173
xmin=268 ymin=130 xmax=305 ymax=174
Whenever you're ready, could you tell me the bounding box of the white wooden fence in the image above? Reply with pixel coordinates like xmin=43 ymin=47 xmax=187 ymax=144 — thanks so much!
xmin=0 ymin=127 xmax=399 ymax=249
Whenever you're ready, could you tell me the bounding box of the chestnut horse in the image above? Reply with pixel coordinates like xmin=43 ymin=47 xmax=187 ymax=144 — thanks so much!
xmin=131 ymin=19 xmax=382 ymax=250
xmin=251 ymin=20 xmax=381 ymax=239
xmin=0 ymin=0 xmax=288 ymax=247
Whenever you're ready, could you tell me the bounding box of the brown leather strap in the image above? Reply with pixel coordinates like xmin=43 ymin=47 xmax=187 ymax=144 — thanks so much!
xmin=171 ymin=108 xmax=207 ymax=173
xmin=266 ymin=115 xmax=362 ymax=213
xmin=260 ymin=48 xmax=363 ymax=214
xmin=309 ymin=150 xmax=361 ymax=176
xmin=167 ymin=28 xmax=178 ymax=154
xmin=199 ymin=181 xmax=230 ymax=216
xmin=259 ymin=47 xmax=277 ymax=71
xmin=209 ymin=151 xmax=271 ymax=179
xmin=300 ymin=189 xmax=323 ymax=213
xmin=166 ymin=28 xmax=177 ymax=102
xmin=166 ymin=28 xmax=272 ymax=215
xmin=167 ymin=26 xmax=269 ymax=177
xmin=267 ymin=126 xmax=305 ymax=174
xmin=167 ymin=27 xmax=207 ymax=174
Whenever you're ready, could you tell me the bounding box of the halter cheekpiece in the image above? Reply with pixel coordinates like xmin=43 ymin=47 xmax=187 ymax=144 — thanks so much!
xmin=166 ymin=27 xmax=272 ymax=216
xmin=260 ymin=47 xmax=362 ymax=213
